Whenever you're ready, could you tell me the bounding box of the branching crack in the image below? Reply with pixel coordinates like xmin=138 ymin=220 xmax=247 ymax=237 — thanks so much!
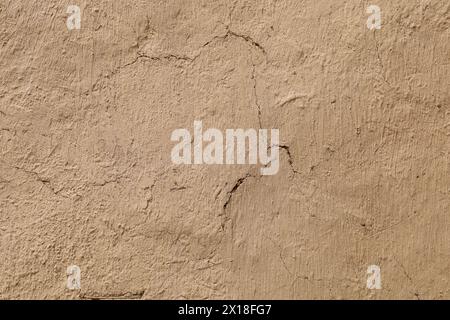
xmin=112 ymin=27 xmax=267 ymax=81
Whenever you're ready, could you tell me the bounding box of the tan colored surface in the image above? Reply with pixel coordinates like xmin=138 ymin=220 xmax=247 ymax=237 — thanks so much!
xmin=0 ymin=0 xmax=449 ymax=299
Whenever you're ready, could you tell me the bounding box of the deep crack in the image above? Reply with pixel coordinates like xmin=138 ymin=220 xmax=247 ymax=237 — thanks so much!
xmin=275 ymin=145 xmax=300 ymax=175
xmin=222 ymin=173 xmax=253 ymax=212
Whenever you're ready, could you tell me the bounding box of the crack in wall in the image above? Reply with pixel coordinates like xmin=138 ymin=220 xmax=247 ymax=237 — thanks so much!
xmin=200 ymin=28 xmax=267 ymax=59
xmin=80 ymin=290 xmax=145 ymax=300
xmin=271 ymin=144 xmax=300 ymax=175
xmin=278 ymin=145 xmax=300 ymax=175
xmin=251 ymin=65 xmax=263 ymax=128
xmin=373 ymin=32 xmax=393 ymax=89
xmin=221 ymin=144 xmax=300 ymax=214
xmin=394 ymin=258 xmax=422 ymax=300
xmin=2 ymin=161 xmax=69 ymax=199
xmin=222 ymin=173 xmax=254 ymax=213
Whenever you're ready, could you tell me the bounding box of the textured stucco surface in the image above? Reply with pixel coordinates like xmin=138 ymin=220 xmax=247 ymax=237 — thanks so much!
xmin=0 ymin=0 xmax=449 ymax=299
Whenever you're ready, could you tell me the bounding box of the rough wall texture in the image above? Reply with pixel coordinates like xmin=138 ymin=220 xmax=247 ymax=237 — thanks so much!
xmin=0 ymin=0 xmax=449 ymax=299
